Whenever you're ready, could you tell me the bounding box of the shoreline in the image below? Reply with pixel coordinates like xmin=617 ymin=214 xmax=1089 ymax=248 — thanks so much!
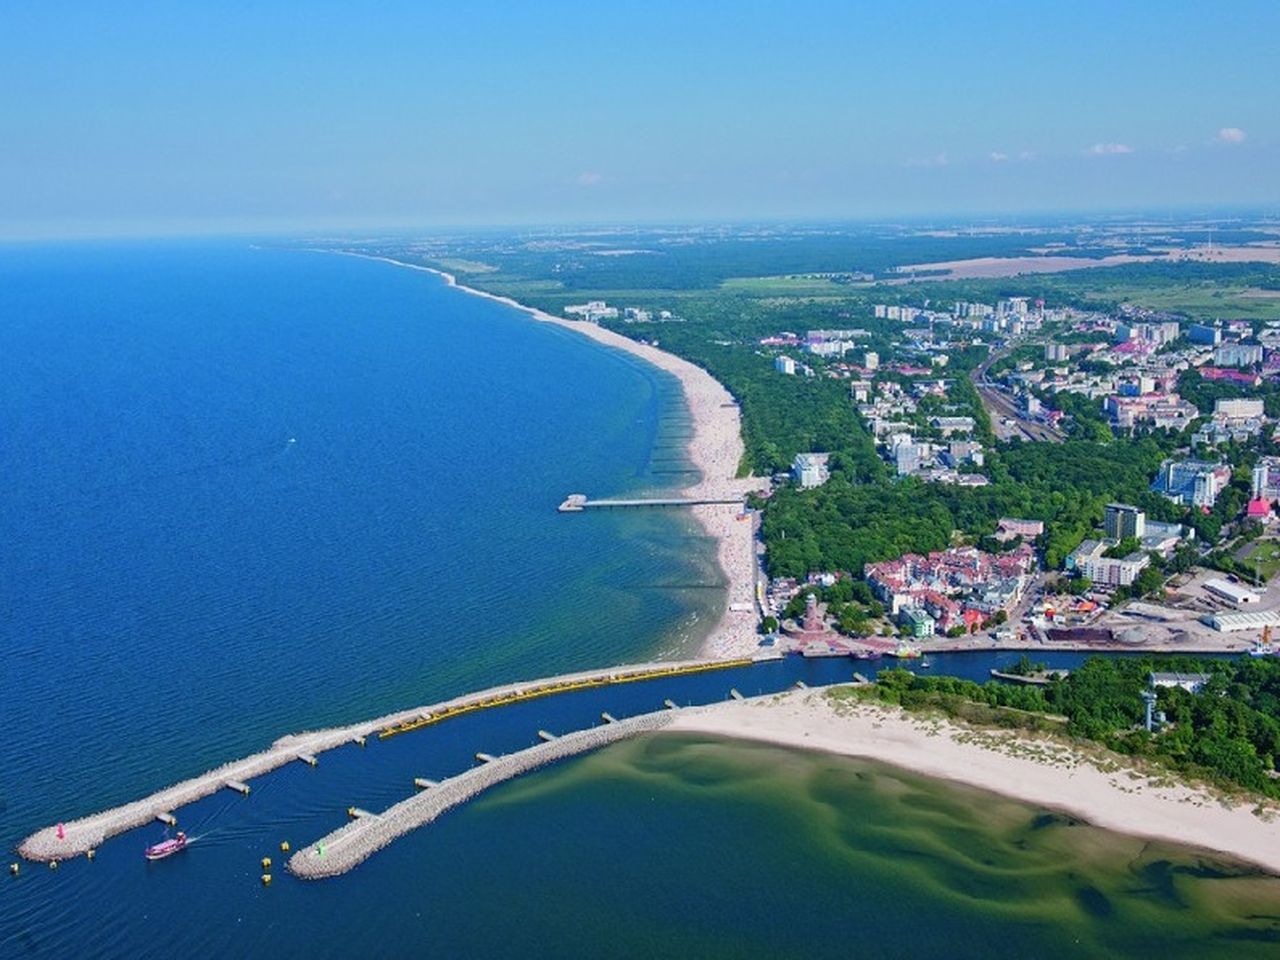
xmin=667 ymin=689 xmax=1280 ymax=876
xmin=340 ymin=252 xmax=762 ymax=660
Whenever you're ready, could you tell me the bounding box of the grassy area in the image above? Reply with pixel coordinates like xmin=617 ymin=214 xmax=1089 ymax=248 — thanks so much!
xmin=1239 ymin=539 xmax=1280 ymax=580
xmin=830 ymin=684 xmax=1070 ymax=733
xmin=1073 ymin=280 xmax=1280 ymax=320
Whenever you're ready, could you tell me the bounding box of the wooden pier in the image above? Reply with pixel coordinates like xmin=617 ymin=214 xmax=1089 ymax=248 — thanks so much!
xmin=558 ymin=493 xmax=746 ymax=513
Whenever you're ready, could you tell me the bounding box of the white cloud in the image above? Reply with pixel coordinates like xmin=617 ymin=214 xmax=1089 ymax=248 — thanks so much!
xmin=990 ymin=150 xmax=1035 ymax=163
xmin=1087 ymin=142 xmax=1134 ymax=156
xmin=575 ymin=171 xmax=604 ymax=186
xmin=1215 ymin=127 xmax=1247 ymax=144
xmin=905 ymin=152 xmax=949 ymax=168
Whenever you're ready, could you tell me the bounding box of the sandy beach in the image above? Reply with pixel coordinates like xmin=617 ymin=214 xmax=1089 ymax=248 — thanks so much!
xmin=668 ymin=688 xmax=1280 ymax=876
xmin=346 ymin=253 xmax=763 ymax=660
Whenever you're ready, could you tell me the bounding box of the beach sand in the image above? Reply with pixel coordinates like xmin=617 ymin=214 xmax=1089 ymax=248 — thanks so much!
xmin=668 ymin=689 xmax=1280 ymax=876
xmin=345 ymin=254 xmax=764 ymax=660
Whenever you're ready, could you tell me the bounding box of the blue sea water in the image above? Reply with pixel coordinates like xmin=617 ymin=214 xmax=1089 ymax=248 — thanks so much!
xmin=0 ymin=240 xmax=721 ymax=949
xmin=3 ymin=242 xmax=1278 ymax=958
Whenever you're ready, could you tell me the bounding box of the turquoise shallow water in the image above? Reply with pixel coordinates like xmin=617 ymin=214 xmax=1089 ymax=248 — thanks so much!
xmin=2 ymin=241 xmax=1277 ymax=957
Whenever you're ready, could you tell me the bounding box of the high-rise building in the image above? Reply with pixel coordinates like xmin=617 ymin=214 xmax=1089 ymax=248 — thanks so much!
xmin=1104 ymin=503 xmax=1146 ymax=541
xmin=864 ymin=351 xmax=880 ymax=371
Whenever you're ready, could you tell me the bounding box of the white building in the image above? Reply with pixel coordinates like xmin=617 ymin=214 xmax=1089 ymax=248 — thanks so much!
xmin=1214 ymin=397 xmax=1265 ymax=421
xmin=1214 ymin=343 xmax=1263 ymax=367
xmin=864 ymin=351 xmax=880 ymax=371
xmin=1150 ymin=672 xmax=1213 ymax=694
xmin=775 ymin=355 xmax=796 ymax=376
xmin=894 ymin=441 xmax=930 ymax=476
xmin=564 ymin=300 xmax=618 ymax=322
xmin=792 ymin=452 xmax=831 ymax=489
xmin=1066 ymin=540 xmax=1150 ymax=587
xmin=1204 ymin=578 xmax=1261 ymax=606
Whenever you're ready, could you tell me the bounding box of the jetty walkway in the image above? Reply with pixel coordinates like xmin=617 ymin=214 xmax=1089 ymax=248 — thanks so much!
xmin=16 ymin=656 xmax=768 ymax=863
xmin=557 ymin=493 xmax=746 ymax=512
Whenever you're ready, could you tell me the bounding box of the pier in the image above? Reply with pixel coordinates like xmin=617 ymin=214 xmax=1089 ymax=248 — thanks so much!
xmin=288 ymin=712 xmax=676 ymax=879
xmin=558 ymin=493 xmax=746 ymax=513
xmin=16 ymin=655 xmax=765 ymax=863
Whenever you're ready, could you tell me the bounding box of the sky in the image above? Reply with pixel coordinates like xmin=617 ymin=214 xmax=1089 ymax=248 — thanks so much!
xmin=2 ymin=0 xmax=1278 ymax=238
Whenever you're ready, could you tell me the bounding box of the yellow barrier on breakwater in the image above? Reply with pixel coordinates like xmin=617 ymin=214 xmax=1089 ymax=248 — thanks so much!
xmin=376 ymin=658 xmax=753 ymax=740
xmin=18 ymin=655 xmax=766 ymax=863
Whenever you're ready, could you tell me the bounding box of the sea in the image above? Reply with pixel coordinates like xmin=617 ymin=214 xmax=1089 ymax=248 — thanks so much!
xmin=1 ymin=241 xmax=1277 ymax=958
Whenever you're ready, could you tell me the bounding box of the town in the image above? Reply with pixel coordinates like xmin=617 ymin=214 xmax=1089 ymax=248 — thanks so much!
xmin=566 ymin=289 xmax=1280 ymax=661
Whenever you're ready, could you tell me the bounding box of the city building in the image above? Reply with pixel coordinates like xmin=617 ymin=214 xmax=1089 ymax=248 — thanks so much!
xmin=1214 ymin=343 xmax=1263 ymax=367
xmin=1045 ymin=343 xmax=1070 ymax=362
xmin=1214 ymin=397 xmax=1265 ymax=421
xmin=792 ymin=452 xmax=831 ymax=489
xmin=1105 ymin=393 xmax=1199 ymax=430
xmin=1150 ymin=672 xmax=1213 ymax=693
xmin=864 ymin=351 xmax=880 ymax=371
xmin=563 ymin=300 xmax=618 ymax=322
xmin=774 ymin=355 xmax=796 ymax=376
xmin=865 ymin=544 xmax=1037 ymax=632
xmin=894 ymin=441 xmax=929 ymax=476
xmin=1065 ymin=540 xmax=1150 ymax=587
xmin=996 ymin=518 xmax=1044 ymax=541
xmin=1189 ymin=323 xmax=1222 ymax=346
xmin=898 ymin=607 xmax=936 ymax=638
xmin=1152 ymin=458 xmax=1231 ymax=508
xmin=931 ymin=416 xmax=975 ymax=437
xmin=1104 ymin=503 xmax=1146 ymax=541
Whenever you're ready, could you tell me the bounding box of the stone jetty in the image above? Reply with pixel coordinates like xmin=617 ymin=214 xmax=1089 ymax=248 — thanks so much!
xmin=289 ymin=712 xmax=675 ymax=879
xmin=18 ymin=656 xmax=752 ymax=862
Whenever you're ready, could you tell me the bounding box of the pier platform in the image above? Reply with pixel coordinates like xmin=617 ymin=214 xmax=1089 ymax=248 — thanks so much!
xmin=558 ymin=493 xmax=745 ymax=512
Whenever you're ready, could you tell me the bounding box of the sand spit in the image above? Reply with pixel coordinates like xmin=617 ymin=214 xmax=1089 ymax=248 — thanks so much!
xmin=289 ymin=712 xmax=675 ymax=879
xmin=668 ymin=689 xmax=1280 ymax=876
xmin=16 ymin=657 xmax=734 ymax=862
xmin=340 ymin=253 xmax=762 ymax=659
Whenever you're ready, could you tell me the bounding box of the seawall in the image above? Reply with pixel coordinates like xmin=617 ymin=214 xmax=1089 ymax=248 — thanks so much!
xmin=289 ymin=712 xmax=675 ymax=879
xmin=16 ymin=657 xmax=756 ymax=862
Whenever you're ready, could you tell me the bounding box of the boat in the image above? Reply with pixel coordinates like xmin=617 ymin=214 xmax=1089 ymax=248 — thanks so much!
xmin=920 ymin=657 xmax=932 ymax=669
xmin=1248 ymin=643 xmax=1278 ymax=658
xmin=144 ymin=831 xmax=188 ymax=861
xmin=892 ymin=644 xmax=922 ymax=659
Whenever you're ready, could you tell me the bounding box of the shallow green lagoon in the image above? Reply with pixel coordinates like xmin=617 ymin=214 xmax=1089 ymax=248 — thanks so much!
xmin=420 ymin=734 xmax=1280 ymax=959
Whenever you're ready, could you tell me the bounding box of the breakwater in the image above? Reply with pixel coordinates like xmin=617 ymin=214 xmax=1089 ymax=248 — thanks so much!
xmin=289 ymin=712 xmax=676 ymax=878
xmin=17 ymin=657 xmax=757 ymax=862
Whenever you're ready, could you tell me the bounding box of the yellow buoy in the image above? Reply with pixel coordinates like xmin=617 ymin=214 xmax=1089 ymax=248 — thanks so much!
xmin=279 ymin=841 xmax=290 ymax=853
xmin=261 ymin=856 xmax=272 ymax=869
xmin=49 ymin=861 xmax=58 ymax=870
xmin=9 ymin=863 xmax=18 ymax=876
xmin=261 ymin=873 xmax=272 ymax=886
xmin=86 ymin=849 xmax=96 ymax=861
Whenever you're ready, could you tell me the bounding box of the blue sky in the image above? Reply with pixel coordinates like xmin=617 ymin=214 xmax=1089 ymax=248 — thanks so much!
xmin=3 ymin=0 xmax=1277 ymax=237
